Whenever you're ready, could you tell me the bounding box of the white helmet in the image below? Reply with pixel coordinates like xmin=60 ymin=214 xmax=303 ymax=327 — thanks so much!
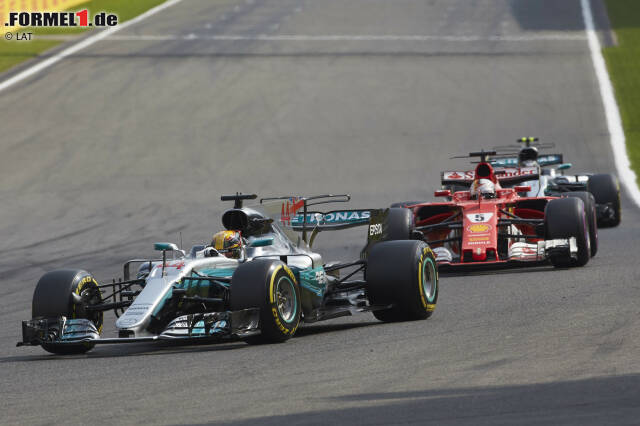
xmin=471 ymin=179 xmax=495 ymax=198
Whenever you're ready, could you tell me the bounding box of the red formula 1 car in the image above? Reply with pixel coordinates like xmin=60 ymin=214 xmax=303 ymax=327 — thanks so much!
xmin=395 ymin=152 xmax=598 ymax=269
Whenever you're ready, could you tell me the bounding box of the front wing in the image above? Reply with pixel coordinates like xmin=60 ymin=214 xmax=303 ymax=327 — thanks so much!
xmin=18 ymin=308 xmax=260 ymax=348
xmin=433 ymin=237 xmax=578 ymax=269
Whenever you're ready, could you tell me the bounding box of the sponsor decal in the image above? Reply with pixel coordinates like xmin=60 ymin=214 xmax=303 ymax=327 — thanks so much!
xmin=466 ymin=213 xmax=494 ymax=223
xmin=467 ymin=224 xmax=491 ymax=233
xmin=443 ymin=166 xmax=538 ymax=182
xmin=291 ymin=210 xmax=370 ymax=225
xmin=369 ymin=223 xmax=383 ymax=236
xmin=443 ymin=171 xmax=475 ymax=181
xmin=314 ymin=270 xmax=328 ymax=285
xmin=495 ymin=167 xmax=537 ymax=179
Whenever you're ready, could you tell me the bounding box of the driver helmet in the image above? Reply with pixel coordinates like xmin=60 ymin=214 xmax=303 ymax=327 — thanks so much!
xmin=518 ymin=146 xmax=539 ymax=167
xmin=470 ymin=179 xmax=496 ymax=199
xmin=212 ymin=230 xmax=243 ymax=259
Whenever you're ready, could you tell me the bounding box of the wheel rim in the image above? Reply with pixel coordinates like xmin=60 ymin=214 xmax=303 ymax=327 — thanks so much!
xmin=75 ymin=283 xmax=103 ymax=332
xmin=275 ymin=276 xmax=296 ymax=323
xmin=421 ymin=258 xmax=437 ymax=303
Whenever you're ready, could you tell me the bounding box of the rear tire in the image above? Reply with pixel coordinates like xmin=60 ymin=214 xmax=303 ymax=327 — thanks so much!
xmin=230 ymin=260 xmax=301 ymax=344
xmin=563 ymin=191 xmax=598 ymax=257
xmin=385 ymin=207 xmax=414 ymax=241
xmin=588 ymin=174 xmax=621 ymax=227
xmin=545 ymin=198 xmax=590 ymax=267
xmin=367 ymin=240 xmax=438 ymax=321
xmin=32 ymin=269 xmax=103 ymax=355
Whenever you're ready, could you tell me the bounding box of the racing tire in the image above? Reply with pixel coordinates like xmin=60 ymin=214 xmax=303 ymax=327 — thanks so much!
xmin=32 ymin=269 xmax=103 ymax=355
xmin=588 ymin=174 xmax=621 ymax=227
xmin=230 ymin=259 xmax=301 ymax=344
xmin=563 ymin=191 xmax=598 ymax=257
xmin=384 ymin=207 xmax=415 ymax=241
xmin=544 ymin=198 xmax=590 ymax=268
xmin=366 ymin=240 xmax=438 ymax=322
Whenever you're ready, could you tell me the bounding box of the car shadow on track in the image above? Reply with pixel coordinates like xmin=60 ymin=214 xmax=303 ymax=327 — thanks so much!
xmin=441 ymin=264 xmax=558 ymax=278
xmin=1 ymin=320 xmax=382 ymax=362
xmin=295 ymin=320 xmax=381 ymax=338
xmin=0 ymin=340 xmax=249 ymax=363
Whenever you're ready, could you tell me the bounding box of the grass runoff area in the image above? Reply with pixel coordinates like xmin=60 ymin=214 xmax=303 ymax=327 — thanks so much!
xmin=603 ymin=0 xmax=640 ymax=185
xmin=0 ymin=0 xmax=165 ymax=73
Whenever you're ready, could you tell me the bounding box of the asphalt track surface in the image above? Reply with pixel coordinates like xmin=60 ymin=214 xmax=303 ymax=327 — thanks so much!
xmin=1 ymin=0 xmax=640 ymax=424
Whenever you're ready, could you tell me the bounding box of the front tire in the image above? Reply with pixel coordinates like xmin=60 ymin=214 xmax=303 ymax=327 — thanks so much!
xmin=32 ymin=269 xmax=103 ymax=355
xmin=230 ymin=260 xmax=301 ymax=344
xmin=545 ymin=198 xmax=590 ymax=268
xmin=563 ymin=191 xmax=598 ymax=257
xmin=367 ymin=240 xmax=438 ymax=322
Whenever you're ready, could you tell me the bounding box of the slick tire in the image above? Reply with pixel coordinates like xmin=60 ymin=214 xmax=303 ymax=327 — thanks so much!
xmin=545 ymin=198 xmax=590 ymax=268
xmin=32 ymin=269 xmax=103 ymax=355
xmin=563 ymin=191 xmax=598 ymax=257
xmin=367 ymin=240 xmax=438 ymax=322
xmin=230 ymin=259 xmax=301 ymax=344
xmin=588 ymin=173 xmax=621 ymax=227
xmin=384 ymin=208 xmax=415 ymax=241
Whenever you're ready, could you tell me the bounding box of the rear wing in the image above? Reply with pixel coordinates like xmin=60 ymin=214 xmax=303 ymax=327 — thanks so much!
xmin=260 ymin=194 xmax=397 ymax=250
xmin=538 ymin=154 xmax=563 ymax=167
xmin=291 ymin=210 xmax=371 ymax=231
xmin=491 ymin=154 xmax=563 ymax=168
xmin=441 ymin=166 xmax=539 ymax=187
xmin=260 ymin=195 xmax=369 ymax=245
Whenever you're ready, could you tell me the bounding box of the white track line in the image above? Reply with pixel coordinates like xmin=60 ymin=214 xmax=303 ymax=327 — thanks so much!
xmin=0 ymin=0 xmax=182 ymax=94
xmin=102 ymin=34 xmax=587 ymax=42
xmin=581 ymin=0 xmax=640 ymax=207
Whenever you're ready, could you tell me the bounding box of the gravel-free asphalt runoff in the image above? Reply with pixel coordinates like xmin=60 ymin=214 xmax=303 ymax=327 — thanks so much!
xmin=1 ymin=0 xmax=639 ymax=424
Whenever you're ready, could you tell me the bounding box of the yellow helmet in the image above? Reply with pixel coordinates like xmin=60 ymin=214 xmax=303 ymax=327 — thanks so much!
xmin=212 ymin=230 xmax=243 ymax=259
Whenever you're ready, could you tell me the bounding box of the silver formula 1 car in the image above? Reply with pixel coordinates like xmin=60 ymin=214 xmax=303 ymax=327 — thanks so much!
xmin=19 ymin=194 xmax=439 ymax=354
xmin=490 ymin=137 xmax=621 ymax=227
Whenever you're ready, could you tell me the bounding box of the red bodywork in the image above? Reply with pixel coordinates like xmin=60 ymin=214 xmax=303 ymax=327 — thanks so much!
xmin=409 ymin=161 xmax=557 ymax=267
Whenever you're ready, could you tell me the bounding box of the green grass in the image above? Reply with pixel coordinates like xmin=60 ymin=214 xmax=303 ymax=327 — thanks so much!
xmin=0 ymin=0 xmax=166 ymax=73
xmin=603 ymin=0 xmax=640 ymax=185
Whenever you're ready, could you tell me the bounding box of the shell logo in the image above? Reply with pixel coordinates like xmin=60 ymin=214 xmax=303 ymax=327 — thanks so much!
xmin=468 ymin=224 xmax=490 ymax=233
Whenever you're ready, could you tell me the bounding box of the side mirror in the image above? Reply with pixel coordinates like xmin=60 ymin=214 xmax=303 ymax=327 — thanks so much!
xmin=249 ymin=236 xmax=274 ymax=247
xmin=434 ymin=189 xmax=451 ymax=197
xmin=514 ymin=186 xmax=531 ymax=193
xmin=154 ymin=242 xmax=180 ymax=251
xmin=558 ymin=163 xmax=572 ymax=170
